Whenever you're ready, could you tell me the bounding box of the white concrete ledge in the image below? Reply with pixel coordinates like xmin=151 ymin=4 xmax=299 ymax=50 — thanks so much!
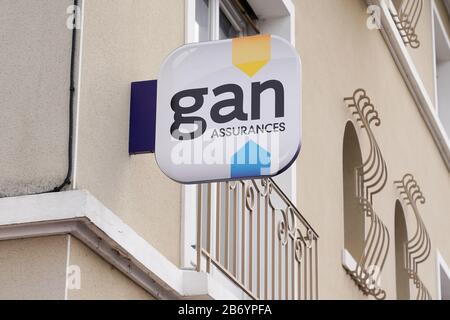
xmin=0 ymin=190 xmax=244 ymax=300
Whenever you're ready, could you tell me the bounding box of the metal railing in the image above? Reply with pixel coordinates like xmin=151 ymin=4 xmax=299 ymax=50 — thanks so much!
xmin=390 ymin=0 xmax=423 ymax=48
xmin=344 ymin=89 xmax=390 ymax=300
xmin=395 ymin=174 xmax=432 ymax=300
xmin=195 ymin=178 xmax=319 ymax=300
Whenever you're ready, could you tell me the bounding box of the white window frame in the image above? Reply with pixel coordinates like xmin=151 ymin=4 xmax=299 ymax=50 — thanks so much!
xmin=365 ymin=0 xmax=450 ymax=171
xmin=181 ymin=0 xmax=297 ymax=269
xmin=432 ymin=1 xmax=450 ymax=127
xmin=436 ymin=250 xmax=450 ymax=299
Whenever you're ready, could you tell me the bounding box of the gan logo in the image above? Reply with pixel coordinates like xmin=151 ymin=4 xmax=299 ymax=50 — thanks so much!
xmin=155 ymin=35 xmax=301 ymax=184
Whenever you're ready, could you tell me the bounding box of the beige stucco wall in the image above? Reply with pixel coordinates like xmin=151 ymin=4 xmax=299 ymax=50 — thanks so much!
xmin=0 ymin=0 xmax=74 ymax=197
xmin=0 ymin=235 xmax=155 ymax=300
xmin=74 ymin=0 xmax=185 ymax=266
xmin=0 ymin=236 xmax=68 ymax=299
xmin=67 ymin=237 xmax=154 ymax=300
xmin=294 ymin=0 xmax=450 ymax=299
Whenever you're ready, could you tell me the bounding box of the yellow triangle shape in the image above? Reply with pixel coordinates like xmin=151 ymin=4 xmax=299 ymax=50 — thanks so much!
xmin=232 ymin=35 xmax=271 ymax=78
xmin=235 ymin=60 xmax=270 ymax=78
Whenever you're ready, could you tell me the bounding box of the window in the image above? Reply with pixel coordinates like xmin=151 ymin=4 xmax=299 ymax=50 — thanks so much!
xmin=377 ymin=0 xmax=450 ymax=168
xmin=342 ymin=122 xmax=364 ymax=261
xmin=219 ymin=0 xmax=259 ymax=39
xmin=432 ymin=3 xmax=450 ymax=136
xmin=194 ymin=0 xmax=209 ymax=42
xmin=182 ymin=0 xmax=297 ymax=272
xmin=437 ymin=252 xmax=450 ymax=300
xmin=194 ymin=0 xmax=259 ymax=42
xmin=395 ymin=201 xmax=410 ymax=300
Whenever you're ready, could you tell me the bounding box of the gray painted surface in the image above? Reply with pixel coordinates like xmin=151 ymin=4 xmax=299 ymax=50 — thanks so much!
xmin=0 ymin=0 xmax=74 ymax=196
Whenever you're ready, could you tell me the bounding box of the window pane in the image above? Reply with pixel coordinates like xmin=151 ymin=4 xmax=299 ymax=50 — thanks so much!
xmin=440 ymin=266 xmax=450 ymax=300
xmin=195 ymin=0 xmax=209 ymax=42
xmin=219 ymin=9 xmax=240 ymax=40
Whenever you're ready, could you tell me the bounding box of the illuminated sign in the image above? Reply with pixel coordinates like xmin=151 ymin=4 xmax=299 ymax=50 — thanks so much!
xmin=155 ymin=35 xmax=301 ymax=183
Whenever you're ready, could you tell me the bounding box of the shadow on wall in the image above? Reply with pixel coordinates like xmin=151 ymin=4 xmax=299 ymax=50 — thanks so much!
xmin=395 ymin=200 xmax=410 ymax=300
xmin=342 ymin=121 xmax=364 ymax=259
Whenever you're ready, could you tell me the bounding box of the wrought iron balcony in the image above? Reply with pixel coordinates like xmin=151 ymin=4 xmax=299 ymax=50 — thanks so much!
xmin=395 ymin=174 xmax=432 ymax=300
xmin=195 ymin=178 xmax=319 ymax=300
xmin=390 ymin=0 xmax=423 ymax=48
xmin=344 ymin=89 xmax=390 ymax=300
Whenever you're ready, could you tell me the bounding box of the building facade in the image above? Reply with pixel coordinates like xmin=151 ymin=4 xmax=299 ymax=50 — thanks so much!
xmin=1 ymin=0 xmax=450 ymax=300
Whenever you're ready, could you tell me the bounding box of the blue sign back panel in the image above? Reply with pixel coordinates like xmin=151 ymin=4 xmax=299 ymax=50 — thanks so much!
xmin=129 ymin=80 xmax=157 ymax=154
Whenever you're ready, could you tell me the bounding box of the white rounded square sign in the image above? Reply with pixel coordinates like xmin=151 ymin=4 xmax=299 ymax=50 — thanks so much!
xmin=155 ymin=35 xmax=301 ymax=184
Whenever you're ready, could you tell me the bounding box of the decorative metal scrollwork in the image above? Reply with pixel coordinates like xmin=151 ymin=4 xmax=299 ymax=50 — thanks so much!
xmin=344 ymin=89 xmax=390 ymax=300
xmin=395 ymin=174 xmax=432 ymax=300
xmin=414 ymin=274 xmax=432 ymax=300
xmin=196 ymin=177 xmax=319 ymax=300
xmin=390 ymin=0 xmax=423 ymax=49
